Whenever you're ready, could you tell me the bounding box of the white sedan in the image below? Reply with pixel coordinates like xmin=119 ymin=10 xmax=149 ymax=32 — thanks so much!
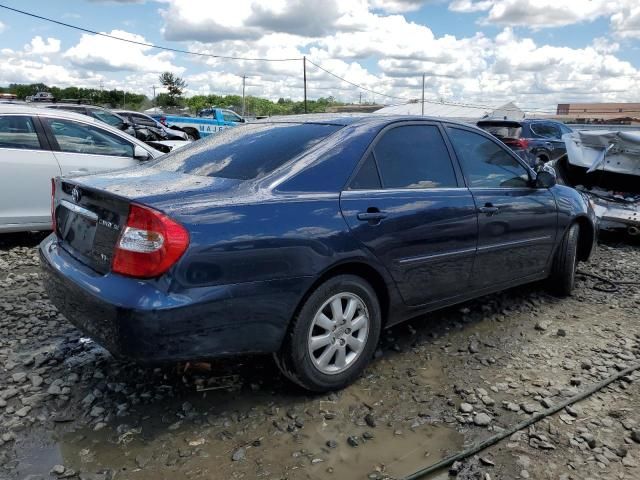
xmin=0 ymin=105 xmax=164 ymax=233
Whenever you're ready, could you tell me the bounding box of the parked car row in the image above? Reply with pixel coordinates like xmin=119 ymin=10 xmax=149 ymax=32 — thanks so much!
xmin=476 ymin=119 xmax=572 ymax=167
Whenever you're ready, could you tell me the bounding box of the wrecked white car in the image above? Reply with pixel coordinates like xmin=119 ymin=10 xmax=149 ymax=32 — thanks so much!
xmin=556 ymin=130 xmax=640 ymax=236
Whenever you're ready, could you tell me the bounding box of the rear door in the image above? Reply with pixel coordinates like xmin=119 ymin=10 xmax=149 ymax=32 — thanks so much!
xmin=530 ymin=122 xmax=565 ymax=161
xmin=0 ymin=114 xmax=60 ymax=228
xmin=40 ymin=116 xmax=139 ymax=176
xmin=340 ymin=122 xmax=478 ymax=307
xmin=445 ymin=126 xmax=557 ymax=289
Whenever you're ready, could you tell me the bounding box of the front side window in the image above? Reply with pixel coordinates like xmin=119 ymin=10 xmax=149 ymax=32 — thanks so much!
xmin=0 ymin=115 xmax=42 ymax=150
xmin=447 ymin=128 xmax=530 ymax=188
xmin=222 ymin=110 xmax=242 ymax=123
xmin=374 ymin=125 xmax=457 ymax=189
xmin=45 ymin=118 xmax=134 ymax=157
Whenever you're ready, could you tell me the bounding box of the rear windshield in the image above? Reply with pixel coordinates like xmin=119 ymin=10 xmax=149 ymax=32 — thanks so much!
xmin=477 ymin=123 xmax=522 ymax=140
xmin=150 ymin=123 xmax=341 ymax=180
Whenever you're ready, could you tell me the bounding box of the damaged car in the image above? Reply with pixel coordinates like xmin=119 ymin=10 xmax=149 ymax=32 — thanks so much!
xmin=555 ymin=129 xmax=640 ymax=236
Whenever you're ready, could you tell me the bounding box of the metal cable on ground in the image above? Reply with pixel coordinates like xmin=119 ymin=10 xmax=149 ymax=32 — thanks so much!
xmin=402 ymin=361 xmax=640 ymax=480
xmin=576 ymin=270 xmax=640 ymax=293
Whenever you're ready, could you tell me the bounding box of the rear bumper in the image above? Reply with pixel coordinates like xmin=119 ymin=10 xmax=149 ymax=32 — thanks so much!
xmin=39 ymin=234 xmax=311 ymax=362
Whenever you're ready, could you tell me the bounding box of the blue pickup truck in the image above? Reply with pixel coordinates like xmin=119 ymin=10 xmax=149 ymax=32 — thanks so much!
xmin=153 ymin=108 xmax=246 ymax=139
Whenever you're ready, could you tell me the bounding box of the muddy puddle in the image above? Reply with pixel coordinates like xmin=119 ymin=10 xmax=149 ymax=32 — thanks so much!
xmin=12 ymin=351 xmax=464 ymax=479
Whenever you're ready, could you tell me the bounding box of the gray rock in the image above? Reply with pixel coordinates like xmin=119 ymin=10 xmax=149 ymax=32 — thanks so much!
xmin=631 ymin=430 xmax=640 ymax=444
xmin=50 ymin=465 xmax=65 ymax=475
xmin=231 ymin=447 xmax=245 ymax=461
xmin=474 ymin=413 xmax=492 ymax=426
xmin=459 ymin=402 xmax=474 ymax=413
xmin=364 ymin=413 xmax=376 ymax=428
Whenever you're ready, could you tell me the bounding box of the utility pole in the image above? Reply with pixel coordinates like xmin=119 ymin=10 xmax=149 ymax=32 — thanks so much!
xmin=152 ymin=85 xmax=157 ymax=106
xmin=303 ymin=56 xmax=307 ymax=114
xmin=421 ymin=74 xmax=425 ymax=116
xmin=123 ymin=90 xmax=126 ymax=109
xmin=359 ymin=92 xmax=362 ymax=105
xmin=241 ymin=75 xmax=246 ymax=117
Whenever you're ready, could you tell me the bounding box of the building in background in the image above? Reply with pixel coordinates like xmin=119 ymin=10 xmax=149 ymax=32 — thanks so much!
xmin=555 ymin=103 xmax=640 ymax=125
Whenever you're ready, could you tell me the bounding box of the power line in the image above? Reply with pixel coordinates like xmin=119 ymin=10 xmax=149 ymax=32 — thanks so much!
xmin=0 ymin=4 xmax=301 ymax=62
xmin=306 ymin=59 xmax=409 ymax=101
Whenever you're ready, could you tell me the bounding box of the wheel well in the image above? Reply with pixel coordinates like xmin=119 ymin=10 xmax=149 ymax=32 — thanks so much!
xmin=298 ymin=262 xmax=390 ymax=327
xmin=536 ymin=153 xmax=549 ymax=162
xmin=574 ymin=217 xmax=595 ymax=262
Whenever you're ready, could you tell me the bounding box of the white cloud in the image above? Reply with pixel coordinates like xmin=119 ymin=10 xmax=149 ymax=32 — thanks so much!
xmin=611 ymin=4 xmax=640 ymax=39
xmin=64 ymin=29 xmax=184 ymax=73
xmin=0 ymin=21 xmax=5 ymax=34
xmin=24 ymin=36 xmax=61 ymax=55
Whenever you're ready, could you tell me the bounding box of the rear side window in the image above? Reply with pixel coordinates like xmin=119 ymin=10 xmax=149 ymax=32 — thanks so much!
xmin=530 ymin=122 xmax=561 ymax=139
xmin=152 ymin=123 xmax=341 ymax=180
xmin=447 ymin=128 xmax=529 ymax=188
xmin=89 ymin=109 xmax=125 ymax=128
xmin=222 ymin=110 xmax=242 ymax=123
xmin=374 ymin=125 xmax=456 ymax=189
xmin=0 ymin=115 xmax=42 ymax=150
xmin=350 ymin=154 xmax=381 ymax=189
xmin=45 ymin=118 xmax=134 ymax=157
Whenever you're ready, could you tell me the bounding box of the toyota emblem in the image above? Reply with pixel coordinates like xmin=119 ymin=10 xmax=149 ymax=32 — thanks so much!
xmin=71 ymin=187 xmax=81 ymax=203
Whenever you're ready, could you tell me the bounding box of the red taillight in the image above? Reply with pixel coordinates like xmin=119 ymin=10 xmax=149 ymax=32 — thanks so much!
xmin=112 ymin=204 xmax=189 ymax=278
xmin=159 ymin=116 xmax=167 ymax=126
xmin=51 ymin=178 xmax=56 ymax=233
xmin=515 ymin=138 xmax=529 ymax=149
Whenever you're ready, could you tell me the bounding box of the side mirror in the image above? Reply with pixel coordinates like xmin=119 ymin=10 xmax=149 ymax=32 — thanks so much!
xmin=535 ymin=170 xmax=556 ymax=188
xmin=134 ymin=145 xmax=151 ymax=161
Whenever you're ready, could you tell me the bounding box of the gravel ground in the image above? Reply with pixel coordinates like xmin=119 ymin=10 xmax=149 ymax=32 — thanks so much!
xmin=0 ymin=232 xmax=639 ymax=480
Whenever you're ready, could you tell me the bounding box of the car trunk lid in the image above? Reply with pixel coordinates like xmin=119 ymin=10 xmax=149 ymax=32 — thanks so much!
xmin=53 ymin=166 xmax=243 ymax=274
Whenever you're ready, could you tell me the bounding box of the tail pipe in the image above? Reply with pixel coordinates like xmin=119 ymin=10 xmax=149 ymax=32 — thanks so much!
xmin=628 ymin=226 xmax=640 ymax=236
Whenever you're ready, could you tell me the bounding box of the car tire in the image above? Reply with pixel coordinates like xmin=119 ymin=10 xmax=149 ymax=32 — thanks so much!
xmin=548 ymin=223 xmax=579 ymax=296
xmin=274 ymin=275 xmax=381 ymax=392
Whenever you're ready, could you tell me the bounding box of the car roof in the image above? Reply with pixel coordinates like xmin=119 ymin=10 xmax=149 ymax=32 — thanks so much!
xmin=0 ymin=104 xmax=151 ymax=145
xmin=256 ymin=113 xmax=480 ymax=129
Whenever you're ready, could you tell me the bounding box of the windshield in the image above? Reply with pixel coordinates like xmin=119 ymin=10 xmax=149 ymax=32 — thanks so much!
xmin=151 ymin=123 xmax=341 ymax=180
xmin=91 ymin=109 xmax=125 ymax=128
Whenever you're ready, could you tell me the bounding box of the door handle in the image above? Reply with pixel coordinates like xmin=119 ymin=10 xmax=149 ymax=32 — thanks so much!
xmin=357 ymin=208 xmax=387 ymax=224
xmin=357 ymin=212 xmax=387 ymax=221
xmin=478 ymin=203 xmax=499 ymax=215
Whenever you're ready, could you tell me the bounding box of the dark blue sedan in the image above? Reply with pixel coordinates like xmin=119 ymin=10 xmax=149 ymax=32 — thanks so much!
xmin=40 ymin=115 xmax=597 ymax=391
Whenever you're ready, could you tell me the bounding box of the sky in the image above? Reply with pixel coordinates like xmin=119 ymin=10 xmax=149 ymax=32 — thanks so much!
xmin=0 ymin=0 xmax=639 ymax=112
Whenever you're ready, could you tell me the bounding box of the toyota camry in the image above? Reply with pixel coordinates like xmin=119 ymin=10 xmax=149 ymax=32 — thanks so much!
xmin=40 ymin=114 xmax=596 ymax=392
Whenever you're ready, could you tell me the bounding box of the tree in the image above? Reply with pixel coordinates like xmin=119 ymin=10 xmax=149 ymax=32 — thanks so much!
xmin=159 ymin=72 xmax=187 ymax=106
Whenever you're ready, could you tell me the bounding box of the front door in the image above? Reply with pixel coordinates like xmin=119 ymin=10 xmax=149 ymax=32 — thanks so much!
xmin=40 ymin=117 xmax=139 ymax=176
xmin=445 ymin=126 xmax=557 ymax=289
xmin=0 ymin=115 xmax=60 ymax=228
xmin=340 ymin=123 xmax=478 ymax=307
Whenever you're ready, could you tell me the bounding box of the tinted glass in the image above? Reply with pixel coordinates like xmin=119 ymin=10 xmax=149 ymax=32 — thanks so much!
xmin=89 ymin=109 xmax=125 ymax=128
xmin=530 ymin=122 xmax=560 ymax=139
xmin=350 ymin=154 xmax=381 ymax=190
xmin=222 ymin=111 xmax=242 ymax=123
xmin=477 ymin=122 xmax=522 ymax=140
xmin=45 ymin=118 xmax=134 ymax=157
xmin=152 ymin=123 xmax=341 ymax=180
xmin=374 ymin=125 xmax=456 ymax=189
xmin=0 ymin=115 xmax=41 ymax=150
xmin=448 ymin=128 xmax=529 ymax=188
xmin=130 ymin=113 xmax=156 ymax=128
